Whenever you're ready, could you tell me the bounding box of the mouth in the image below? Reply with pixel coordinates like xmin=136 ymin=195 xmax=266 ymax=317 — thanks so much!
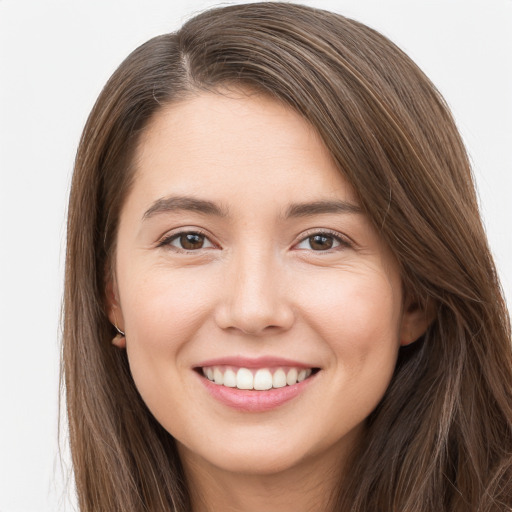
xmin=196 ymin=365 xmax=320 ymax=391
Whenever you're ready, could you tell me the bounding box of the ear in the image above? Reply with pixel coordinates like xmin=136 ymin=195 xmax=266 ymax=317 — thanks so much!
xmin=105 ymin=274 xmax=126 ymax=349
xmin=399 ymin=296 xmax=436 ymax=346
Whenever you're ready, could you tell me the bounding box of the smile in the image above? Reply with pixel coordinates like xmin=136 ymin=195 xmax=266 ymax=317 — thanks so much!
xmin=201 ymin=366 xmax=315 ymax=390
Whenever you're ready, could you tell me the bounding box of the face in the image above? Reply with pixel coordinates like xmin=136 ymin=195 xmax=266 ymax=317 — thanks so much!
xmin=109 ymin=89 xmax=425 ymax=478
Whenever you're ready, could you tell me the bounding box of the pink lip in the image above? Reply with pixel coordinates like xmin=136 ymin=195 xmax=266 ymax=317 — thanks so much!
xmin=196 ymin=356 xmax=314 ymax=369
xmin=198 ymin=377 xmax=315 ymax=412
xmin=194 ymin=359 xmax=319 ymax=412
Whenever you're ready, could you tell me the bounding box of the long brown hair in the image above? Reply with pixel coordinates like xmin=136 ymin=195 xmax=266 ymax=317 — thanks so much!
xmin=63 ymin=3 xmax=512 ymax=510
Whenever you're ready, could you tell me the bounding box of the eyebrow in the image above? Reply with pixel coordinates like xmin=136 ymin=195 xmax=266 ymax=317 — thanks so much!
xmin=284 ymin=200 xmax=362 ymax=218
xmin=142 ymin=195 xmax=362 ymax=221
xmin=142 ymin=195 xmax=229 ymax=220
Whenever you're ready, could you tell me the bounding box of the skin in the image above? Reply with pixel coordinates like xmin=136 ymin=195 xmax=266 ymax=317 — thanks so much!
xmin=108 ymin=89 xmax=429 ymax=512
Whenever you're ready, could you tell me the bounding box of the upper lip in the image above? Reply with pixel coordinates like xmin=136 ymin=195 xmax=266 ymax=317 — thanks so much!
xmin=195 ymin=356 xmax=319 ymax=369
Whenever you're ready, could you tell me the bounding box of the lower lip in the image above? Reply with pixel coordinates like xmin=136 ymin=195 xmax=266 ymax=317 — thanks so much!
xmin=198 ymin=372 xmax=317 ymax=412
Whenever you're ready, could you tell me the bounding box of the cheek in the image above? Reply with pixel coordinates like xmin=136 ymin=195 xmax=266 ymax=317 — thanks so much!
xmin=304 ymin=268 xmax=401 ymax=336
xmin=120 ymin=265 xmax=217 ymax=341
xmin=117 ymin=267 xmax=217 ymax=407
xmin=299 ymin=267 xmax=402 ymax=382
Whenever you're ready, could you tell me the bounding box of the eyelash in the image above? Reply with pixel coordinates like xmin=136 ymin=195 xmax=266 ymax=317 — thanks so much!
xmin=156 ymin=228 xmax=352 ymax=253
xmin=157 ymin=229 xmax=216 ymax=253
xmin=294 ymin=229 xmax=353 ymax=252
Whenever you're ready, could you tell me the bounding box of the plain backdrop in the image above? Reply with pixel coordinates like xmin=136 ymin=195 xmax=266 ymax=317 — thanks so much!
xmin=0 ymin=1 xmax=510 ymax=511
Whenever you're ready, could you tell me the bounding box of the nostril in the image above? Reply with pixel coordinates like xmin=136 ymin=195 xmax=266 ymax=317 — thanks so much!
xmin=214 ymin=302 xmax=295 ymax=335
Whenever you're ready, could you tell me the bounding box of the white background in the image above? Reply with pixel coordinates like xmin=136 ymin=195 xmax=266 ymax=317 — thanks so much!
xmin=0 ymin=1 xmax=510 ymax=511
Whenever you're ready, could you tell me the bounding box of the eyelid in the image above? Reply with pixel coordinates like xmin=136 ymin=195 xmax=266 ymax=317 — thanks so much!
xmin=156 ymin=227 xmax=219 ymax=251
xmin=293 ymin=228 xmax=354 ymax=250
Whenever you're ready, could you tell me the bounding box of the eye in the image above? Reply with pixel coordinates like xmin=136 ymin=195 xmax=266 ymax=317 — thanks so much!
xmin=158 ymin=231 xmax=215 ymax=251
xmin=294 ymin=231 xmax=350 ymax=251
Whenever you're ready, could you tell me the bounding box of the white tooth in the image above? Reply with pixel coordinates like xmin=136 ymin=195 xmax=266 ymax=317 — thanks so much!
xmin=206 ymin=367 xmax=214 ymax=381
xmin=213 ymin=367 xmax=224 ymax=385
xmin=305 ymin=369 xmax=312 ymax=378
xmin=272 ymin=369 xmax=287 ymax=388
xmin=236 ymin=368 xmax=254 ymax=390
xmin=254 ymin=369 xmax=273 ymax=390
xmin=223 ymin=368 xmax=237 ymax=387
xmin=297 ymin=369 xmax=307 ymax=382
xmin=286 ymin=368 xmax=298 ymax=385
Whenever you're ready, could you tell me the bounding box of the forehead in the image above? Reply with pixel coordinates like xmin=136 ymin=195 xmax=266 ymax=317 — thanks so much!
xmin=130 ymin=89 xmax=359 ymax=209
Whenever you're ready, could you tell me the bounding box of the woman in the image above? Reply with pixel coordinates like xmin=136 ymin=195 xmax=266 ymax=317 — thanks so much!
xmin=63 ymin=2 xmax=512 ymax=511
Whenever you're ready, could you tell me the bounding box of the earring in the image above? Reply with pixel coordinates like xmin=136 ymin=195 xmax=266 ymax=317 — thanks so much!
xmin=114 ymin=323 xmax=125 ymax=337
xmin=111 ymin=308 xmax=126 ymax=347
xmin=112 ymin=322 xmax=126 ymax=346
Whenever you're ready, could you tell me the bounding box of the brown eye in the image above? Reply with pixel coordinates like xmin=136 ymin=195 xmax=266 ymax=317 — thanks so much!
xmin=308 ymin=234 xmax=334 ymax=250
xmin=179 ymin=233 xmax=205 ymax=250
xmin=160 ymin=231 xmax=215 ymax=251
xmin=295 ymin=231 xmax=349 ymax=251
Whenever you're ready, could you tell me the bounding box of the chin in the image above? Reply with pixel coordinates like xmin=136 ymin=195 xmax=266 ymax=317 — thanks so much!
xmin=176 ymin=422 xmax=359 ymax=479
xmin=217 ymin=448 xmax=305 ymax=476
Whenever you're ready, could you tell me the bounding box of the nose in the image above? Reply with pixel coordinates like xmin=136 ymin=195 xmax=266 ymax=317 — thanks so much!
xmin=214 ymin=247 xmax=295 ymax=336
